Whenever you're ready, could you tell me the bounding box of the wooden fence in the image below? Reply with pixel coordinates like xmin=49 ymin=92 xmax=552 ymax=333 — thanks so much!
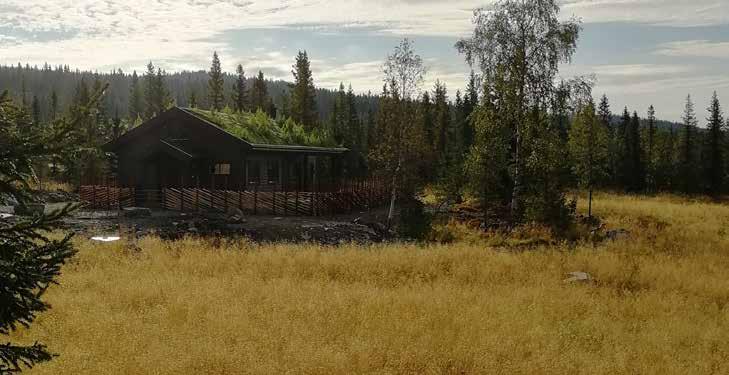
xmin=78 ymin=186 xmax=136 ymax=210
xmin=79 ymin=177 xmax=390 ymax=216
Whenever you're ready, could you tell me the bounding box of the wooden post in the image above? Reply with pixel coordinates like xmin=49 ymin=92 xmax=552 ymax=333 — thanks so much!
xmin=273 ymin=184 xmax=277 ymax=215
xmin=254 ymin=184 xmax=258 ymax=215
xmin=238 ymin=179 xmax=243 ymax=211
xmin=196 ymin=177 xmax=200 ymax=212
xmin=295 ymin=189 xmax=300 ymax=216
xmin=224 ymin=176 xmax=229 ymax=213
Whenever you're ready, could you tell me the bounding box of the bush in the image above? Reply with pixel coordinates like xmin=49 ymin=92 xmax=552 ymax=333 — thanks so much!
xmin=398 ymin=198 xmax=432 ymax=240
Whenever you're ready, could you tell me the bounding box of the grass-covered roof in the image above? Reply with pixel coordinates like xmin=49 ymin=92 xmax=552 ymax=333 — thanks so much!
xmin=183 ymin=108 xmax=339 ymax=148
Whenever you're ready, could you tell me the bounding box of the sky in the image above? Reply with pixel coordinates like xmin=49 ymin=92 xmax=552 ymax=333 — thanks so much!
xmin=1 ymin=0 xmax=729 ymax=122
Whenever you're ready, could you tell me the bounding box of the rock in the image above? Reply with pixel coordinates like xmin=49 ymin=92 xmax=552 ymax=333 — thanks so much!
xmin=122 ymin=207 xmax=152 ymax=218
xmin=605 ymin=229 xmax=630 ymax=241
xmin=14 ymin=203 xmax=46 ymax=216
xmin=564 ymin=271 xmax=593 ymax=283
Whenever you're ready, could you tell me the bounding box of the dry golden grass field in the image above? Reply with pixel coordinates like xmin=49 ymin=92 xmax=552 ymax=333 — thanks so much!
xmin=11 ymin=193 xmax=729 ymax=374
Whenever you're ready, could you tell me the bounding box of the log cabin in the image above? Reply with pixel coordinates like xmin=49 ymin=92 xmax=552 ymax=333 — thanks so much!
xmin=103 ymin=107 xmax=348 ymax=196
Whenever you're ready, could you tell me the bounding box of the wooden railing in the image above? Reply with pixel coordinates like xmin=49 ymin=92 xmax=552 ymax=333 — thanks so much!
xmin=79 ymin=177 xmax=389 ymax=216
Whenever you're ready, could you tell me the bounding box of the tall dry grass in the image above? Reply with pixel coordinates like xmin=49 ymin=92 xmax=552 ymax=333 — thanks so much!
xmin=10 ymin=193 xmax=729 ymax=374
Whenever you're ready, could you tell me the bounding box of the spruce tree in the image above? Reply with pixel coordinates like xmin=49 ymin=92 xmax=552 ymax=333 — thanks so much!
xmin=0 ymin=90 xmax=79 ymax=372
xmin=232 ymin=64 xmax=248 ymax=112
xmin=290 ymin=51 xmax=318 ymax=130
xmin=249 ymin=71 xmax=267 ymax=112
xmin=208 ymin=52 xmax=225 ymax=111
xmin=679 ymin=95 xmax=699 ymax=194
xmin=128 ymin=70 xmax=143 ymax=121
xmin=597 ymin=95 xmax=615 ymax=186
xmin=704 ymin=92 xmax=724 ymax=195
xmin=617 ymin=107 xmax=631 ymax=190
xmin=462 ymin=71 xmax=478 ymax=149
xmin=433 ymin=81 xmax=449 ymax=160
xmin=645 ymin=105 xmax=657 ymax=192
xmin=49 ymin=90 xmax=58 ymax=121
xmin=568 ymin=100 xmax=608 ymax=217
xmin=188 ymin=90 xmax=198 ymax=109
xmin=627 ymin=111 xmax=645 ymax=192
xmin=31 ymin=95 xmax=41 ymax=126
xmin=143 ymin=62 xmax=157 ymax=119
xmin=421 ymin=91 xmax=434 ymax=151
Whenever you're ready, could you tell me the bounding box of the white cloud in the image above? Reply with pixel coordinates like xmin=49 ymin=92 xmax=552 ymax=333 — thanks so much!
xmin=655 ymin=40 xmax=729 ymax=59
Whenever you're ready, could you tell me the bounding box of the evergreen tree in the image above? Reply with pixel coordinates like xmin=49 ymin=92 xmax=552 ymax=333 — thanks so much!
xmin=143 ymin=62 xmax=157 ymax=119
xmin=597 ymin=94 xmax=616 ymax=186
xmin=432 ymin=81 xmax=449 ymax=159
xmin=679 ymin=95 xmax=700 ymax=194
xmin=207 ymin=52 xmax=225 ymax=111
xmin=0 ymin=91 xmax=79 ymax=372
xmin=627 ymin=111 xmax=645 ymax=192
xmin=462 ymin=71 xmax=478 ymax=150
xmin=568 ymin=100 xmax=608 ymax=217
xmin=188 ymin=90 xmax=198 ymax=109
xmin=655 ymin=124 xmax=677 ymax=191
xmin=249 ymin=71 xmax=271 ymax=114
xmin=49 ymin=90 xmax=58 ymax=121
xmin=645 ymin=105 xmax=657 ymax=192
xmin=128 ymin=70 xmax=143 ymax=121
xmin=232 ymin=64 xmax=248 ymax=112
xmin=421 ymin=91 xmax=434 ymax=151
xmin=289 ymin=51 xmax=318 ymax=130
xmin=31 ymin=95 xmax=41 ymax=125
xmin=329 ymin=83 xmax=347 ymax=145
xmin=617 ymin=107 xmax=631 ymax=189
xmin=704 ymin=91 xmax=724 ymax=195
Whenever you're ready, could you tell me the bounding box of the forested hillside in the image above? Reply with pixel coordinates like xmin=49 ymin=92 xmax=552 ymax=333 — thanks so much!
xmin=0 ymin=63 xmax=378 ymax=125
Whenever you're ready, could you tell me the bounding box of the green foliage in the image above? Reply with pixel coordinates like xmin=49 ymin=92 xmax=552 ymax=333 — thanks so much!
xmin=289 ymin=51 xmax=318 ymax=130
xmin=187 ymin=108 xmax=337 ymax=148
xmin=208 ymin=52 xmax=225 ymax=111
xmin=0 ymin=90 xmax=77 ymax=372
xmin=397 ymin=198 xmax=432 ymax=240
xmin=703 ymin=92 xmax=724 ymax=196
xmin=458 ymin=0 xmax=581 ymax=228
xmin=568 ymin=101 xmax=609 ymax=189
xmin=679 ymin=95 xmax=700 ymax=194
xmin=231 ymin=64 xmax=248 ymax=112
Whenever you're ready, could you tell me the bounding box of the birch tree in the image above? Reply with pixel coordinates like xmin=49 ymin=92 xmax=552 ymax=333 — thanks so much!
xmin=457 ymin=0 xmax=581 ymax=223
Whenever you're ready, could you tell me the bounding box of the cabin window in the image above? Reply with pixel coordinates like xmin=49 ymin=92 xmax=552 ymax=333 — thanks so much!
xmin=267 ymin=160 xmax=280 ymax=184
xmin=214 ymin=163 xmax=231 ymax=175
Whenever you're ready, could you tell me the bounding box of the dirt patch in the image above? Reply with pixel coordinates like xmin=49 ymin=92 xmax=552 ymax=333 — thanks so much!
xmin=45 ymin=208 xmax=394 ymax=245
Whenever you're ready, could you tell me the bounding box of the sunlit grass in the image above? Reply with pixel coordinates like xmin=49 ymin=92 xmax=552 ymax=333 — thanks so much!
xmin=11 ymin=193 xmax=729 ymax=374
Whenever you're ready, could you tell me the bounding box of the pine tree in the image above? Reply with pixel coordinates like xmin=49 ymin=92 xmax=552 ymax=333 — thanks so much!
xmin=329 ymin=83 xmax=347 ymax=145
xmin=679 ymin=95 xmax=699 ymax=194
xmin=128 ymin=70 xmax=143 ymax=120
xmin=645 ymin=105 xmax=657 ymax=192
xmin=704 ymin=92 xmax=724 ymax=195
xmin=656 ymin=124 xmax=677 ymax=191
xmin=232 ymin=64 xmax=248 ymax=112
xmin=0 ymin=90 xmax=79 ymax=372
xmin=207 ymin=52 xmax=225 ymax=111
xmin=290 ymin=51 xmax=318 ymax=130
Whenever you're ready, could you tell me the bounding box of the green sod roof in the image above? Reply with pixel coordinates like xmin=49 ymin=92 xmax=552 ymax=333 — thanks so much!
xmin=182 ymin=108 xmax=339 ymax=148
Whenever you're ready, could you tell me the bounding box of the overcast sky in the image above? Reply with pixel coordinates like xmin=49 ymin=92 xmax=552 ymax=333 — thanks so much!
xmin=2 ymin=0 xmax=729 ymax=121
